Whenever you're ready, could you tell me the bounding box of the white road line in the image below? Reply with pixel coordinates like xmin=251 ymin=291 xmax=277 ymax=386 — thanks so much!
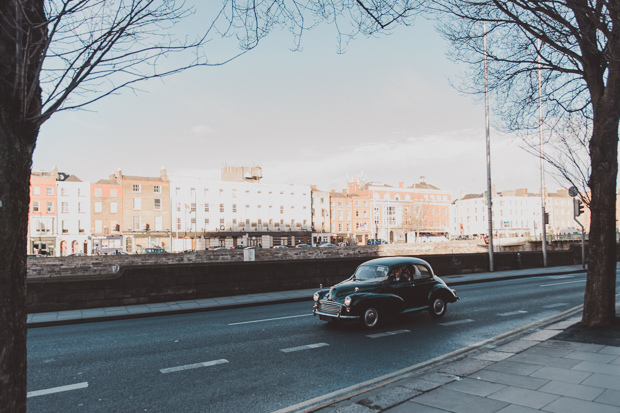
xmin=229 ymin=314 xmax=312 ymax=326
xmin=498 ymin=310 xmax=528 ymax=317
xmin=540 ymin=280 xmax=587 ymax=287
xmin=549 ymin=275 xmax=575 ymax=279
xmin=440 ymin=319 xmax=474 ymax=326
xmin=542 ymin=303 xmax=568 ymax=308
xmin=280 ymin=343 xmax=329 ymax=353
xmin=367 ymin=330 xmax=411 ymax=339
xmin=27 ymin=382 xmax=88 ymax=398
xmin=160 ymin=359 xmax=228 ymax=374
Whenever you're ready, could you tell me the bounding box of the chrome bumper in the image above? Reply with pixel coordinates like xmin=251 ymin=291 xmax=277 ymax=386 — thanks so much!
xmin=313 ymin=309 xmax=360 ymax=319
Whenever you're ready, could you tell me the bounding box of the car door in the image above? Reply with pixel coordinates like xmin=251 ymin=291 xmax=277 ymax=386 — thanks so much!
xmin=411 ymin=264 xmax=436 ymax=308
xmin=386 ymin=265 xmax=416 ymax=308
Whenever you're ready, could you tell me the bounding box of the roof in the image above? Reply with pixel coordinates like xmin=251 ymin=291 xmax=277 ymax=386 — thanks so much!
xmin=64 ymin=175 xmax=82 ymax=182
xmin=409 ymin=182 xmax=440 ymax=190
xmin=359 ymin=256 xmax=431 ymax=268
xmin=461 ymin=193 xmax=483 ymax=200
xmin=122 ymin=176 xmax=166 ymax=182
xmin=94 ymin=179 xmax=119 ymax=185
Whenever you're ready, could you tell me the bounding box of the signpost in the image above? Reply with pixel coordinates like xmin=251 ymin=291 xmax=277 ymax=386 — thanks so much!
xmin=570 ymin=186 xmax=586 ymax=269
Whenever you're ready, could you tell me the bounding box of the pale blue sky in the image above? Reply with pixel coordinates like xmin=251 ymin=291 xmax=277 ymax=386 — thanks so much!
xmin=32 ymin=6 xmax=552 ymax=199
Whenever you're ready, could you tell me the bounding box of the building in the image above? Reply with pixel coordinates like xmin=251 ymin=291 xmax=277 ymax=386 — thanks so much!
xmin=91 ymin=173 xmax=124 ymax=254
xmin=453 ymin=186 xmax=589 ymax=239
xmin=169 ymin=166 xmax=312 ymax=250
xmin=56 ymin=175 xmax=91 ymax=255
xmin=28 ymin=167 xmax=60 ymax=256
xmin=341 ymin=177 xmax=451 ymax=244
xmin=119 ymin=168 xmax=171 ymax=253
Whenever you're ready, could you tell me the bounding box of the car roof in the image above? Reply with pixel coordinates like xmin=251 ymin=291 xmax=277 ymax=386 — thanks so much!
xmin=359 ymin=256 xmax=431 ymax=268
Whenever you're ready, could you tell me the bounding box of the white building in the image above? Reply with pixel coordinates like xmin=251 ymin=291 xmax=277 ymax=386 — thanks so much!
xmin=56 ymin=175 xmax=91 ymax=255
xmin=453 ymin=187 xmax=579 ymax=239
xmin=169 ymin=167 xmax=312 ymax=250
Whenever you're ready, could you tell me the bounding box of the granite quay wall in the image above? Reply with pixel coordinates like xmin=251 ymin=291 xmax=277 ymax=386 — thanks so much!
xmin=26 ymin=242 xmax=590 ymax=313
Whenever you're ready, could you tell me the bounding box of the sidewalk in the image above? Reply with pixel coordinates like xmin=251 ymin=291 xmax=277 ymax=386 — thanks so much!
xmin=27 ymin=264 xmax=587 ymax=328
xmin=304 ymin=307 xmax=620 ymax=413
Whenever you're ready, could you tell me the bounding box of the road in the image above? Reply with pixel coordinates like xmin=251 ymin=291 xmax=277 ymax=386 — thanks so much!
xmin=26 ymin=271 xmax=618 ymax=412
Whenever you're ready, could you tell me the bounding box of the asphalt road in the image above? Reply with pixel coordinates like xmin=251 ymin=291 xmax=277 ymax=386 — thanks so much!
xmin=27 ymin=270 xmax=618 ymax=412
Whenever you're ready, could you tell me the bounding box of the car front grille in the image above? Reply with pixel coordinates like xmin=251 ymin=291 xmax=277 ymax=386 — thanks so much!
xmin=319 ymin=300 xmax=342 ymax=315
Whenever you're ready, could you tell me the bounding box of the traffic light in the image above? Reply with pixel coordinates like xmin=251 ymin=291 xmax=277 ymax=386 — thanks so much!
xmin=544 ymin=212 xmax=549 ymax=225
xmin=574 ymin=198 xmax=584 ymax=217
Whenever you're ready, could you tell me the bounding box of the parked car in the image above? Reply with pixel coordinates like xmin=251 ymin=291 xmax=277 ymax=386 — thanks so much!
xmin=232 ymin=245 xmax=247 ymax=249
xmin=67 ymin=253 xmax=87 ymax=257
xmin=319 ymin=243 xmax=337 ymax=248
xmin=295 ymin=244 xmax=312 ymax=248
xmin=273 ymin=245 xmax=288 ymax=249
xmin=244 ymin=246 xmax=260 ymax=250
xmin=27 ymin=254 xmax=44 ymax=258
xmin=144 ymin=248 xmax=167 ymax=254
xmin=182 ymin=249 xmax=196 ymax=253
xmin=367 ymin=239 xmax=387 ymax=245
xmin=312 ymin=257 xmax=459 ymax=328
xmin=210 ymin=246 xmax=227 ymax=250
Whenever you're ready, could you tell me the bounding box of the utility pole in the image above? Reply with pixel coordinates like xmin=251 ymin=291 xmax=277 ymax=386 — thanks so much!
xmin=484 ymin=22 xmax=494 ymax=271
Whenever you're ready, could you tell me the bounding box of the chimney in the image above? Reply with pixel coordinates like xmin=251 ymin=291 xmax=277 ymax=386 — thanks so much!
xmin=109 ymin=172 xmax=115 ymax=180
xmin=331 ymin=189 xmax=336 ymax=193
xmin=116 ymin=168 xmax=122 ymax=184
xmin=420 ymin=176 xmax=426 ymax=184
xmin=342 ymin=189 xmax=348 ymax=194
xmin=399 ymin=182 xmax=404 ymax=188
xmin=160 ymin=167 xmax=168 ymax=182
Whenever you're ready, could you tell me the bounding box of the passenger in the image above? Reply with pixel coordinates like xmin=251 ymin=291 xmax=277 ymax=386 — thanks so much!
xmin=402 ymin=266 xmax=412 ymax=282
xmin=394 ymin=267 xmax=403 ymax=282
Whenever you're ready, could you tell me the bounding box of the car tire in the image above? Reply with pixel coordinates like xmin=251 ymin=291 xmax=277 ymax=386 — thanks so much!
xmin=429 ymin=297 xmax=447 ymax=318
xmin=362 ymin=307 xmax=379 ymax=328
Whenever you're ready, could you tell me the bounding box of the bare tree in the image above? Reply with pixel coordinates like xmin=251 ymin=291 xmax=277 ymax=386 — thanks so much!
xmin=431 ymin=0 xmax=619 ymax=327
xmin=403 ymin=198 xmax=429 ymax=241
xmin=0 ymin=1 xmax=250 ymax=410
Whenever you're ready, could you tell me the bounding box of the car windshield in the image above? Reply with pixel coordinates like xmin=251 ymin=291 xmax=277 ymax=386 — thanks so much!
xmin=354 ymin=265 xmax=389 ymax=280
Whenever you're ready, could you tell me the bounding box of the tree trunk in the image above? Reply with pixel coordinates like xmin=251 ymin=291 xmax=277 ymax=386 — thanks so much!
xmin=583 ymin=100 xmax=620 ymax=327
xmin=0 ymin=1 xmax=45 ymax=411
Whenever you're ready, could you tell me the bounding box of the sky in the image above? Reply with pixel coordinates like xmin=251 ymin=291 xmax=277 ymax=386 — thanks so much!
xmin=32 ymin=4 xmax=558 ymax=200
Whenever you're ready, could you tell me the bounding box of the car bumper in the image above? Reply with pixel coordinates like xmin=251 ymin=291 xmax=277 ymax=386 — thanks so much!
xmin=313 ymin=309 xmax=360 ymax=320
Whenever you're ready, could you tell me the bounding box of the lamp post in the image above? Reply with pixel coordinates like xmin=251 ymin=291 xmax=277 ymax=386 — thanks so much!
xmin=538 ymin=38 xmax=548 ymax=267
xmin=484 ymin=22 xmax=494 ymax=271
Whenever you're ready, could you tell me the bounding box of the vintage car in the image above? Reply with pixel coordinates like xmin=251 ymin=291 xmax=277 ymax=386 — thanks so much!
xmin=313 ymin=257 xmax=459 ymax=328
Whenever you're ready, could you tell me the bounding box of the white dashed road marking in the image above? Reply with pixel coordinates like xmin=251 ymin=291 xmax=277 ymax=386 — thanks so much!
xmin=440 ymin=319 xmax=474 ymax=326
xmin=497 ymin=310 xmax=528 ymax=317
xmin=542 ymin=303 xmax=568 ymax=308
xmin=540 ymin=280 xmax=587 ymax=287
xmin=160 ymin=359 xmax=229 ymax=373
xmin=367 ymin=330 xmax=410 ymax=338
xmin=27 ymin=382 xmax=88 ymax=398
xmin=280 ymin=343 xmax=329 ymax=353
xmin=229 ymin=314 xmax=312 ymax=326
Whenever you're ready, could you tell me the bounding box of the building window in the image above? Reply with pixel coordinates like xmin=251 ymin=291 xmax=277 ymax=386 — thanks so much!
xmin=154 ymin=199 xmax=162 ymax=210
xmin=133 ymin=197 xmax=141 ymax=210
xmin=338 ymin=224 xmax=342 ymax=232
xmin=33 ymin=186 xmax=40 ymax=195
xmin=61 ymin=187 xmax=68 ymax=196
xmin=132 ymin=184 xmax=141 ymax=193
xmin=94 ymin=188 xmax=102 ymax=197
xmin=204 ymin=188 xmax=208 ymax=196
xmin=95 ymin=202 xmax=102 ymax=213
xmin=110 ymin=202 xmax=117 ymax=213
xmin=78 ymin=202 xmax=83 ymax=213
xmin=110 ymin=189 xmax=117 ymax=197
xmin=205 ymin=203 xmax=209 ymax=212
xmin=78 ymin=220 xmax=84 ymax=233
xmin=190 ymin=188 xmax=195 ymax=197
xmin=132 ymin=216 xmax=141 ymax=230
xmin=280 ymin=206 xmax=284 ymax=214
xmin=47 ymin=187 xmax=53 ymax=196
xmin=47 ymin=202 xmax=54 ymax=213
xmin=32 ymin=201 xmax=39 ymax=212
xmin=233 ymin=204 xmax=237 ymax=213
xmin=355 ymin=210 xmax=359 ymax=217
xmin=355 ymin=201 xmax=359 ymax=206
xmin=220 ymin=204 xmax=224 ymax=213
xmin=154 ymin=185 xmax=161 ymax=194
xmin=61 ymin=202 xmax=68 ymax=213
xmin=219 ymin=189 xmax=224 ymax=197
xmin=191 ymin=203 xmax=196 ymax=212
xmin=204 ymin=218 xmax=209 ymax=226
xmin=232 ymin=189 xmax=237 ymax=198
xmin=338 ymin=202 xmax=343 ymax=207
xmin=62 ymin=220 xmax=68 ymax=234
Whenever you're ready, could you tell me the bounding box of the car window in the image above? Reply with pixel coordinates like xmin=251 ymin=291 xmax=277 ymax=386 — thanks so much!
xmin=388 ymin=265 xmax=410 ymax=283
xmin=355 ymin=265 xmax=389 ymax=280
xmin=414 ymin=264 xmax=431 ymax=280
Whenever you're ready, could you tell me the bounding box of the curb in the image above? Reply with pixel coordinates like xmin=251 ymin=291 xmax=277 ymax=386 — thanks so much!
xmin=273 ymin=303 xmax=584 ymax=413
xmin=444 ymin=268 xmax=586 ymax=286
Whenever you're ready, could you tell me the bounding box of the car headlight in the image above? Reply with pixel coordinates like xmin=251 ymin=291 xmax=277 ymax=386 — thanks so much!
xmin=313 ymin=292 xmax=320 ymax=302
xmin=344 ymin=296 xmax=352 ymax=307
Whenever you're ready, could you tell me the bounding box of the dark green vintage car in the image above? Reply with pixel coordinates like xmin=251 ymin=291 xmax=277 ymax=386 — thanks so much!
xmin=313 ymin=257 xmax=460 ymax=328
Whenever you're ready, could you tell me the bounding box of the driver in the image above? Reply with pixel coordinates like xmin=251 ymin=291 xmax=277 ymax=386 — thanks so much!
xmin=394 ymin=267 xmax=403 ymax=282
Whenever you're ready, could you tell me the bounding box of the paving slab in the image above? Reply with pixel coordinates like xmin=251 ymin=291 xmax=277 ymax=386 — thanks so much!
xmin=529 ymin=365 xmax=593 ymax=384
xmin=474 ymin=351 xmax=515 ymax=362
xmin=537 ymin=380 xmax=605 ymax=401
xmin=443 ymin=377 xmax=506 ymax=397
xmin=485 ymin=360 xmax=544 ymax=376
xmin=522 ymin=344 xmax=575 ymax=358
xmin=524 ymin=330 xmax=561 ymax=341
xmin=582 ymin=373 xmax=620 ymax=391
xmin=509 ymin=352 xmax=582 ymax=369
xmin=472 ymin=369 xmax=550 ymax=390
xmin=572 ymin=361 xmax=620 ymax=376
xmin=494 ymin=339 xmax=540 ymax=354
xmin=564 ymin=350 xmax=618 ymax=364
xmin=384 ymin=401 xmax=452 ymax=413
xmin=595 ymin=389 xmax=620 ymax=407
xmin=495 ymin=405 xmax=541 ymax=413
xmin=437 ymin=358 xmax=494 ymax=376
xmin=412 ymin=387 xmax=509 ymax=413
xmin=599 ymin=347 xmax=620 ymax=356
xmin=487 ymin=386 xmax=560 ymax=409
xmin=398 ymin=373 xmax=458 ymax=392
xmin=540 ymin=396 xmax=620 ymax=413
xmin=351 ymin=385 xmax=421 ymax=410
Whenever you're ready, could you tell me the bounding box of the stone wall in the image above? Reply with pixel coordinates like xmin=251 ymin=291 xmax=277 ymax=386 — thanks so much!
xmin=26 ymin=244 xmax=588 ymax=313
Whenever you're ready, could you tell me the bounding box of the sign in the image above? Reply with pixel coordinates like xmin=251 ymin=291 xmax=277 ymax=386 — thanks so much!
xmin=568 ymin=186 xmax=579 ymax=197
xmin=503 ymin=221 xmax=511 ymax=228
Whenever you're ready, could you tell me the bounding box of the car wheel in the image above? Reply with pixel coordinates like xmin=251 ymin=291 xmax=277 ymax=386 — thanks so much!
xmin=429 ymin=297 xmax=447 ymax=318
xmin=362 ymin=307 xmax=379 ymax=328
